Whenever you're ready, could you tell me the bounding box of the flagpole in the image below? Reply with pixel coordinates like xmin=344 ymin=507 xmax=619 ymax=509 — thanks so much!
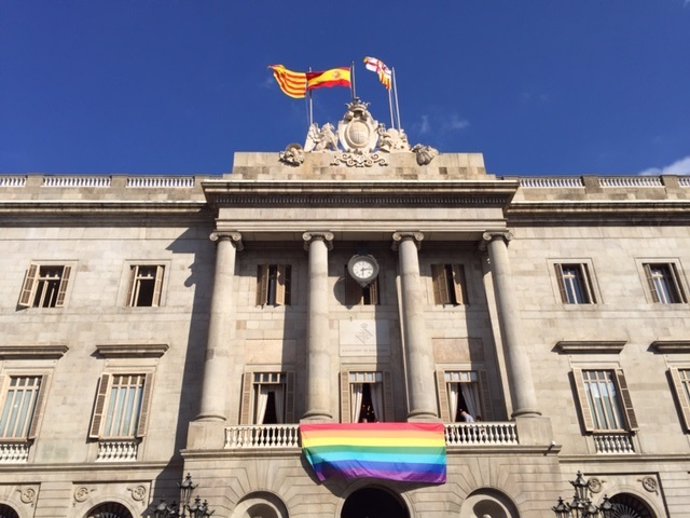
xmin=388 ymin=85 xmax=394 ymax=129
xmin=308 ymin=67 xmax=314 ymax=127
xmin=393 ymin=67 xmax=402 ymax=130
xmin=351 ymin=61 xmax=357 ymax=100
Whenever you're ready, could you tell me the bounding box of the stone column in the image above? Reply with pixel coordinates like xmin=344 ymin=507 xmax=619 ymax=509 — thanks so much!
xmin=482 ymin=231 xmax=540 ymax=418
xmin=196 ymin=231 xmax=243 ymax=421
xmin=302 ymin=231 xmax=334 ymax=422
xmin=393 ymin=231 xmax=438 ymax=421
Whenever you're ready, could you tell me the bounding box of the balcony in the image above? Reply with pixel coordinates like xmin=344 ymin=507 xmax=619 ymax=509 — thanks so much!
xmin=224 ymin=422 xmax=519 ymax=450
xmin=0 ymin=441 xmax=30 ymax=463
xmin=96 ymin=440 xmax=139 ymax=462
xmin=593 ymin=432 xmax=635 ymax=454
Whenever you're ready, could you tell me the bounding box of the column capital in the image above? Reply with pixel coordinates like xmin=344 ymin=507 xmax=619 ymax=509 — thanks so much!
xmin=302 ymin=231 xmax=334 ymax=251
xmin=391 ymin=231 xmax=424 ymax=251
xmin=479 ymin=230 xmax=513 ymax=251
xmin=210 ymin=231 xmax=244 ymax=251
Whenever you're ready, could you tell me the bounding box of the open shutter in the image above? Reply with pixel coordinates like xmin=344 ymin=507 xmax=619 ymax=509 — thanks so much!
xmin=239 ymin=373 xmax=253 ymax=424
xmin=27 ymin=375 xmax=47 ymax=439
xmin=644 ymin=264 xmax=660 ymax=303
xmin=670 ymin=263 xmax=686 ymax=303
xmin=89 ymin=374 xmax=111 ymax=439
xmin=478 ymin=370 xmax=491 ymax=421
xmin=55 ymin=265 xmax=71 ymax=307
xmin=554 ymin=264 xmax=567 ymax=303
xmin=452 ymin=264 xmax=468 ymax=305
xmin=136 ymin=373 xmax=154 ymax=437
xmin=285 ymin=371 xmax=295 ymax=423
xmin=431 ymin=265 xmax=448 ymax=305
xmin=369 ymin=277 xmax=380 ymax=305
xmin=383 ymin=371 xmax=394 ymax=422
xmin=572 ymin=369 xmax=594 ymax=432
xmin=345 ymin=267 xmax=362 ymax=305
xmin=256 ymin=265 xmax=269 ymax=306
xmin=581 ymin=264 xmax=596 ymax=303
xmin=670 ymin=368 xmax=690 ymax=432
xmin=152 ymin=266 xmax=165 ymax=306
xmin=615 ymin=369 xmax=638 ymax=431
xmin=18 ymin=263 xmax=39 ymax=307
xmin=276 ymin=265 xmax=290 ymax=305
xmin=340 ymin=371 xmax=351 ymax=423
xmin=126 ymin=265 xmax=137 ymax=306
xmin=436 ymin=370 xmax=451 ymax=422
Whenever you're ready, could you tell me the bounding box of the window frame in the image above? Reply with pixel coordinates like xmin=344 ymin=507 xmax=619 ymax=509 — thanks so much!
xmin=88 ymin=371 xmax=154 ymax=440
xmin=0 ymin=372 xmax=49 ymax=442
xmin=548 ymin=259 xmax=600 ymax=306
xmin=572 ymin=367 xmax=638 ymax=433
xmin=435 ymin=368 xmax=490 ymax=422
xmin=553 ymin=263 xmax=597 ymax=304
xmin=126 ymin=264 xmax=165 ymax=307
xmin=669 ymin=366 xmax=690 ymax=433
xmin=256 ymin=264 xmax=291 ymax=307
xmin=639 ymin=260 xmax=688 ymax=304
xmin=340 ymin=369 xmax=394 ymax=423
xmin=18 ymin=262 xmax=76 ymax=309
xmin=430 ymin=263 xmax=469 ymax=306
xmin=240 ymin=370 xmax=295 ymax=425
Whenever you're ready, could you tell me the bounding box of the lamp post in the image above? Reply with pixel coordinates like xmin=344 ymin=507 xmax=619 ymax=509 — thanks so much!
xmin=552 ymin=471 xmax=613 ymax=518
xmin=153 ymin=473 xmax=214 ymax=518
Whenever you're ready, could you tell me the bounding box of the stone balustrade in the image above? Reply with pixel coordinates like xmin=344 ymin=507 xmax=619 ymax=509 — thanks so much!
xmin=0 ymin=176 xmax=27 ymax=188
xmin=444 ymin=422 xmax=519 ymax=446
xmin=225 ymin=424 xmax=301 ymax=449
xmin=42 ymin=176 xmax=112 ymax=188
xmin=593 ymin=433 xmax=635 ymax=454
xmin=599 ymin=176 xmax=663 ymax=188
xmin=126 ymin=176 xmax=195 ymax=188
xmin=0 ymin=442 xmax=30 ymax=463
xmin=95 ymin=440 xmax=139 ymax=462
xmin=518 ymin=177 xmax=584 ymax=188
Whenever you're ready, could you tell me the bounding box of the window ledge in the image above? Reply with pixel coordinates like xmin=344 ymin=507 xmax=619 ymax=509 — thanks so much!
xmin=94 ymin=343 xmax=168 ymax=358
xmin=650 ymin=340 xmax=690 ymax=353
xmin=555 ymin=340 xmax=626 ymax=354
xmin=0 ymin=344 xmax=68 ymax=359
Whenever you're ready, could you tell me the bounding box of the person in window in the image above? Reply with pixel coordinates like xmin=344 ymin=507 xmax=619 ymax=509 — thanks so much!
xmin=459 ymin=409 xmax=475 ymax=423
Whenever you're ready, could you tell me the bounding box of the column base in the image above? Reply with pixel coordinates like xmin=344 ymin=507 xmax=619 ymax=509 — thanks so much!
xmin=514 ymin=415 xmax=554 ymax=447
xmin=406 ymin=411 xmax=441 ymax=422
xmin=511 ymin=408 xmax=542 ymax=419
xmin=187 ymin=420 xmax=227 ymax=450
xmin=301 ymin=411 xmax=333 ymax=423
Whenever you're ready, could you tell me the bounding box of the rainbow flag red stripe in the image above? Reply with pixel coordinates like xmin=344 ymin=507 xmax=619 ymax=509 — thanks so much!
xmin=300 ymin=423 xmax=447 ymax=484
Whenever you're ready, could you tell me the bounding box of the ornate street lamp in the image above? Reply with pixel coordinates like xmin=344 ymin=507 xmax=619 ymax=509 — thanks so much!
xmin=552 ymin=472 xmax=613 ymax=518
xmin=153 ymin=473 xmax=214 ymax=518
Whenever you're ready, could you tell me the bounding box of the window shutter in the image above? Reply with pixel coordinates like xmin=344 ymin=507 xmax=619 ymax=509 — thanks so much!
xmin=383 ymin=371 xmax=394 ymax=422
xmin=431 ymin=265 xmax=448 ymax=305
xmin=572 ymin=369 xmax=594 ymax=432
xmin=256 ymin=265 xmax=269 ymax=306
xmin=285 ymin=371 xmax=295 ymax=423
xmin=345 ymin=267 xmax=362 ymax=305
xmin=18 ymin=263 xmax=39 ymax=307
xmin=644 ymin=264 xmax=660 ymax=303
xmin=478 ymin=370 xmax=491 ymax=421
xmin=239 ymin=373 xmax=253 ymax=424
xmin=340 ymin=371 xmax=351 ymax=423
xmin=276 ymin=265 xmax=288 ymax=305
xmin=136 ymin=373 xmax=154 ymax=437
xmin=27 ymin=375 xmax=47 ymax=439
xmin=369 ymin=277 xmax=380 ymax=305
xmin=581 ymin=264 xmax=596 ymax=303
xmin=436 ymin=370 xmax=451 ymax=422
xmin=89 ymin=374 xmax=111 ymax=439
xmin=126 ymin=265 xmax=138 ymax=306
xmin=554 ymin=264 xmax=567 ymax=303
xmin=615 ymin=369 xmax=638 ymax=431
xmin=152 ymin=266 xmax=165 ymax=307
xmin=55 ymin=265 xmax=71 ymax=307
xmin=670 ymin=368 xmax=690 ymax=432
xmin=670 ymin=263 xmax=686 ymax=303
xmin=452 ymin=264 xmax=468 ymax=305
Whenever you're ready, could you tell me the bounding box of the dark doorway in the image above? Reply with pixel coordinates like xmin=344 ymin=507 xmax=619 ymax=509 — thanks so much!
xmin=341 ymin=487 xmax=409 ymax=518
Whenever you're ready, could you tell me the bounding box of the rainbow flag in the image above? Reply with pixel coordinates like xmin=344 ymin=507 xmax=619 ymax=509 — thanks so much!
xmin=300 ymin=423 xmax=447 ymax=484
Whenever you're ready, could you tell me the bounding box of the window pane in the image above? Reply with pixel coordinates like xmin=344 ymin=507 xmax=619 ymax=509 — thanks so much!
xmin=584 ymin=370 xmax=624 ymax=430
xmin=0 ymin=376 xmax=41 ymax=439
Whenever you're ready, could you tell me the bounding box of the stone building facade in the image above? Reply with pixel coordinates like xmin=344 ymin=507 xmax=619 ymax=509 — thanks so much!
xmin=1 ymin=149 xmax=690 ymax=518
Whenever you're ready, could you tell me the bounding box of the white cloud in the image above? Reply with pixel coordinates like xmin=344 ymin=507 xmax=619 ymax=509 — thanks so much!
xmin=639 ymin=155 xmax=690 ymax=176
xmin=419 ymin=115 xmax=431 ymax=135
xmin=443 ymin=114 xmax=470 ymax=131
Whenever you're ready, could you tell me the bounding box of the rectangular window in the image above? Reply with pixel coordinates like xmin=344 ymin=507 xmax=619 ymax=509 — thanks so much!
xmin=669 ymin=367 xmax=690 ymax=432
xmin=340 ymin=371 xmax=394 ymax=423
xmin=431 ymin=264 xmax=468 ymax=305
xmin=240 ymin=371 xmax=294 ymax=424
xmin=89 ymin=373 xmax=153 ymax=439
xmin=18 ymin=263 xmax=72 ymax=308
xmin=344 ymin=266 xmax=380 ymax=305
xmin=256 ymin=265 xmax=291 ymax=306
xmin=127 ymin=265 xmax=165 ymax=307
xmin=643 ymin=263 xmax=687 ymax=304
xmin=555 ymin=263 xmax=596 ymax=304
xmin=573 ymin=369 xmax=638 ymax=432
xmin=0 ymin=375 xmax=45 ymax=440
xmin=436 ymin=370 xmax=490 ymax=422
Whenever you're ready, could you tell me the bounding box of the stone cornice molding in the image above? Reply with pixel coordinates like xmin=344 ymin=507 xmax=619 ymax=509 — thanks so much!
xmin=650 ymin=340 xmax=690 ymax=354
xmin=210 ymin=231 xmax=244 ymax=251
xmin=555 ymin=340 xmax=627 ymax=354
xmin=94 ymin=343 xmax=169 ymax=358
xmin=302 ymin=231 xmax=334 ymax=251
xmin=0 ymin=345 xmax=68 ymax=360
xmin=479 ymin=230 xmax=513 ymax=251
xmin=391 ymin=231 xmax=424 ymax=251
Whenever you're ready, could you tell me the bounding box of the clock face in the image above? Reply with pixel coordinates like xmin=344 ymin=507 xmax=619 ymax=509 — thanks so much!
xmin=352 ymin=259 xmax=375 ymax=279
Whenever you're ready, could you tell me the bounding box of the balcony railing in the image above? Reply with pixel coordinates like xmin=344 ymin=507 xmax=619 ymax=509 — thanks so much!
xmin=224 ymin=422 xmax=519 ymax=450
xmin=0 ymin=441 xmax=30 ymax=463
xmin=593 ymin=433 xmax=635 ymax=454
xmin=96 ymin=440 xmax=139 ymax=462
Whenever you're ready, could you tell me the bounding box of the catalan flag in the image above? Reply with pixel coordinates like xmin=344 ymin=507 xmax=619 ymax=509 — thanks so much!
xmin=300 ymin=423 xmax=447 ymax=484
xmin=363 ymin=56 xmax=392 ymax=90
xmin=306 ymin=67 xmax=352 ymax=91
xmin=269 ymin=65 xmax=307 ymax=99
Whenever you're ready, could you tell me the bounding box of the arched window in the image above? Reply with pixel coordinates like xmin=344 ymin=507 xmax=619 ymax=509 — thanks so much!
xmin=459 ymin=489 xmax=519 ymax=518
xmin=86 ymin=502 xmax=133 ymax=518
xmin=608 ymin=493 xmax=655 ymax=518
xmin=341 ymin=487 xmax=409 ymax=518
xmin=0 ymin=504 xmax=19 ymax=518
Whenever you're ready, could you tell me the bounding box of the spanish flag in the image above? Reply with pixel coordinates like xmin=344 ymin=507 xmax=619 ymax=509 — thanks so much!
xmin=306 ymin=67 xmax=352 ymax=91
xmin=269 ymin=65 xmax=307 ymax=99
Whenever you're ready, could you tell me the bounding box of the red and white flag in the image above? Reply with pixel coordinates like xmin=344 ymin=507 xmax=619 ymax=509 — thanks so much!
xmin=363 ymin=56 xmax=392 ymax=90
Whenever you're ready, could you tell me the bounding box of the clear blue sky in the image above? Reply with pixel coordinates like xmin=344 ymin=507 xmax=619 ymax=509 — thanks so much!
xmin=1 ymin=1 xmax=689 ymax=176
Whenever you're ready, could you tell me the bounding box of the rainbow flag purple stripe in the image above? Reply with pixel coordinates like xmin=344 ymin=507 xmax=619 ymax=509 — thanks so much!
xmin=300 ymin=423 xmax=447 ymax=484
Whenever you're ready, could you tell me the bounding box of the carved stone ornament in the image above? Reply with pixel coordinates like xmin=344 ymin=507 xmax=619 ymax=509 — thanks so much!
xmin=17 ymin=487 xmax=37 ymax=505
xmin=127 ymin=485 xmax=147 ymax=502
xmin=412 ymin=143 xmax=439 ymax=165
xmin=588 ymin=477 xmax=603 ymax=493
xmin=74 ymin=486 xmax=95 ymax=504
xmin=337 ymin=99 xmax=379 ymax=153
xmin=331 ymin=151 xmax=388 ymax=168
xmin=377 ymin=125 xmax=410 ymax=152
xmin=640 ymin=476 xmax=658 ymax=493
xmin=279 ymin=143 xmax=305 ymax=166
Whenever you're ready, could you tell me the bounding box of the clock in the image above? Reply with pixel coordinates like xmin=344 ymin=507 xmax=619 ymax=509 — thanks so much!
xmin=347 ymin=254 xmax=379 ymax=287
